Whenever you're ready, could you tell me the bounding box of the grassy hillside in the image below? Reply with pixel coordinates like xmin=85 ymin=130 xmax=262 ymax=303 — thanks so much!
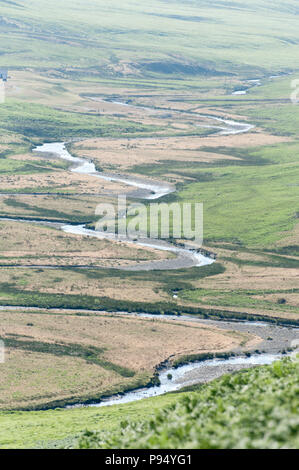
xmin=0 ymin=2 xmax=298 ymax=448
xmin=75 ymin=356 xmax=299 ymax=449
xmin=0 ymin=390 xmax=183 ymax=449
xmin=1 ymin=0 xmax=299 ymax=76
xmin=176 ymin=142 xmax=299 ymax=247
xmin=1 ymin=357 xmax=297 ymax=449
xmin=0 ymin=99 xmax=160 ymax=146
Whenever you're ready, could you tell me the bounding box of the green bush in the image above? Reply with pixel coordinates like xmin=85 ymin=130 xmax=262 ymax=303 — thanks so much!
xmin=76 ymin=356 xmax=299 ymax=449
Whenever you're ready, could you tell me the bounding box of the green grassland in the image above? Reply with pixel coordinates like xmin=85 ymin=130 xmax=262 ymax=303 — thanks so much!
xmin=178 ymin=149 xmax=299 ymax=248
xmin=247 ymin=78 xmax=295 ymax=100
xmin=129 ymin=136 xmax=299 ymax=249
xmin=1 ymin=0 xmax=299 ymax=78
xmin=246 ymin=104 xmax=299 ymax=137
xmin=0 ymin=156 xmax=66 ymax=176
xmin=0 ymin=390 xmax=183 ymax=449
xmin=179 ymin=288 xmax=299 ymax=315
xmin=0 ymin=99 xmax=160 ymax=142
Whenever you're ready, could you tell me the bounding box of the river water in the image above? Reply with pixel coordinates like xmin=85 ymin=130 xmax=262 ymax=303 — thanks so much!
xmin=75 ymin=353 xmax=285 ymax=409
xmin=3 ymin=98 xmax=295 ymax=409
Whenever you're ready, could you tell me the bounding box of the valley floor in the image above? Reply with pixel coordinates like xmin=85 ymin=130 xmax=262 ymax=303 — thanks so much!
xmin=0 ymin=66 xmax=298 ymax=448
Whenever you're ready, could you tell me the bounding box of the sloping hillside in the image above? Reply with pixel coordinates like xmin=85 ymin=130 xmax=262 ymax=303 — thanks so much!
xmin=76 ymin=356 xmax=299 ymax=449
xmin=1 ymin=0 xmax=299 ymax=75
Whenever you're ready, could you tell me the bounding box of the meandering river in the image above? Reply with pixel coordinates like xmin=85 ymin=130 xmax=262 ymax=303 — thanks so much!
xmin=3 ymin=98 xmax=296 ymax=408
xmin=31 ymin=103 xmax=255 ymax=270
xmin=32 ymin=141 xmax=213 ymax=270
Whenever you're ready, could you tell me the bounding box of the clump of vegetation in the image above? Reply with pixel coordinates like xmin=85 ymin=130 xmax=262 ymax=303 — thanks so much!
xmin=0 ymin=100 xmax=158 ymax=142
xmin=75 ymin=356 xmax=299 ymax=449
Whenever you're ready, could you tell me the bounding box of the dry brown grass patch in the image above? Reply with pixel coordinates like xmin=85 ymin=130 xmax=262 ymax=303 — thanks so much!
xmin=0 ymin=221 xmax=169 ymax=267
xmin=0 ymin=310 xmax=259 ymax=409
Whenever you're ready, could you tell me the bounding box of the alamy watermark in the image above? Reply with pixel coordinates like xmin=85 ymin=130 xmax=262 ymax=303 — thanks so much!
xmin=290 ymin=79 xmax=299 ymax=104
xmin=95 ymin=196 xmax=203 ymax=245
xmin=0 ymin=80 xmax=5 ymax=104
xmin=0 ymin=67 xmax=7 ymax=102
